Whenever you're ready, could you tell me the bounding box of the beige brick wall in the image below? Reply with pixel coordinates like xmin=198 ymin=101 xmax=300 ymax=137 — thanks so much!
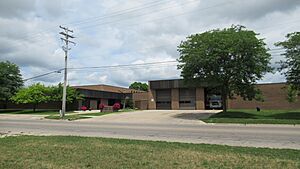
xmin=133 ymin=92 xmax=148 ymax=110
xmin=146 ymin=82 xmax=300 ymax=110
xmin=148 ymin=89 xmax=156 ymax=109
xmin=228 ymin=83 xmax=300 ymax=110
xmin=134 ymin=100 xmax=148 ymax=110
xmin=196 ymin=88 xmax=205 ymax=110
xmin=171 ymin=89 xmax=179 ymax=110
xmin=148 ymin=87 xmax=206 ymax=110
xmin=132 ymin=92 xmax=148 ymax=101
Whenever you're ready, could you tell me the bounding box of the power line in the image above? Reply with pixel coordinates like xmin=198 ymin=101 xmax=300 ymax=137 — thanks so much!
xmin=68 ymin=63 xmax=179 ymax=73
xmin=72 ymin=1 xmax=300 ymax=32
xmin=68 ymin=60 xmax=178 ymax=70
xmin=7 ymin=1 xmax=300 ymax=50
xmin=23 ymin=69 xmax=64 ymax=81
xmin=22 ymin=49 xmax=290 ymax=82
xmin=24 ymin=50 xmax=287 ymax=81
xmin=12 ymin=0 xmax=201 ymax=43
xmin=5 ymin=0 xmax=179 ymax=48
xmin=7 ymin=0 xmax=234 ymax=47
xmin=76 ymin=0 xmax=231 ymax=30
xmin=67 ymin=0 xmax=175 ymax=26
xmin=23 ymin=61 xmax=178 ymax=81
xmin=22 ymin=47 xmax=287 ymax=81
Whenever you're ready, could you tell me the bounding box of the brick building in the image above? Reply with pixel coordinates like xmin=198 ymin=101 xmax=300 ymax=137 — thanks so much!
xmin=0 ymin=84 xmax=146 ymax=111
xmin=148 ymin=79 xmax=300 ymax=110
xmin=1 ymin=80 xmax=299 ymax=111
xmin=73 ymin=84 xmax=146 ymax=110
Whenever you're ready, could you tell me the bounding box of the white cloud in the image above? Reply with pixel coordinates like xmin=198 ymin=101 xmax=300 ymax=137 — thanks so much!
xmin=0 ymin=0 xmax=299 ymax=87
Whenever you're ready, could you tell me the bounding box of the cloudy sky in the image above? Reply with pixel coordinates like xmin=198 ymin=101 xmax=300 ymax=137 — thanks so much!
xmin=0 ymin=0 xmax=299 ymax=87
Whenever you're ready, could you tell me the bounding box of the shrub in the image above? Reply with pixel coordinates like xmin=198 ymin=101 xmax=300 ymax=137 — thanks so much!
xmin=113 ymin=103 xmax=121 ymax=111
xmin=124 ymin=99 xmax=134 ymax=109
xmin=80 ymin=106 xmax=87 ymax=111
xmin=99 ymin=103 xmax=106 ymax=112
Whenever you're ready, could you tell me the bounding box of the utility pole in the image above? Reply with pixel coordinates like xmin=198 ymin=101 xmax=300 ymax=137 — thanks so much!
xmin=59 ymin=26 xmax=75 ymax=118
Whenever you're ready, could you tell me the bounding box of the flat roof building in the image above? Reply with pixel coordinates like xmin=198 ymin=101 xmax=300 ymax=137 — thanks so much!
xmin=2 ymin=80 xmax=299 ymax=111
xmin=73 ymin=84 xmax=146 ymax=110
xmin=148 ymin=79 xmax=300 ymax=110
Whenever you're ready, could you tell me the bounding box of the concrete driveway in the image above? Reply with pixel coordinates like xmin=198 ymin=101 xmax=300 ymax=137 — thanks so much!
xmin=82 ymin=110 xmax=221 ymax=125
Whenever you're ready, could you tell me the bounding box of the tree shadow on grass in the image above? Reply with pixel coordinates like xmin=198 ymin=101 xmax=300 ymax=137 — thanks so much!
xmin=209 ymin=111 xmax=257 ymax=119
xmin=268 ymin=112 xmax=300 ymax=120
xmin=0 ymin=109 xmax=57 ymax=114
xmin=14 ymin=110 xmax=44 ymax=114
xmin=0 ymin=109 xmax=24 ymax=114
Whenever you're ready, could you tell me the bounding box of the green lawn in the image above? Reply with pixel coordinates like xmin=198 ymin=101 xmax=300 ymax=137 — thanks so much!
xmin=44 ymin=114 xmax=91 ymax=121
xmin=79 ymin=112 xmax=116 ymax=116
xmin=0 ymin=109 xmax=62 ymax=115
xmin=203 ymin=109 xmax=300 ymax=125
xmin=0 ymin=136 xmax=299 ymax=169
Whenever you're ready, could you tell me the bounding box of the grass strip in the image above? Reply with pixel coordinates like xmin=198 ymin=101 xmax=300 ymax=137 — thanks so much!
xmin=203 ymin=109 xmax=300 ymax=124
xmin=45 ymin=114 xmax=91 ymax=121
xmin=0 ymin=135 xmax=299 ymax=169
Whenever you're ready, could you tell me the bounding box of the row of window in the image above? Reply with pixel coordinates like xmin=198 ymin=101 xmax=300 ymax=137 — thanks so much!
xmin=156 ymin=101 xmax=171 ymax=104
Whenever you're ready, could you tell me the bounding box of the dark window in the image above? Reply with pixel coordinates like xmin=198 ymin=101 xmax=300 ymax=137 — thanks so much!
xmin=156 ymin=101 xmax=171 ymax=104
xmin=179 ymin=101 xmax=191 ymax=104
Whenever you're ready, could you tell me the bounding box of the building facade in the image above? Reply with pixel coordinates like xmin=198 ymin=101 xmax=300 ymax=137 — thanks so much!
xmin=148 ymin=79 xmax=300 ymax=110
xmin=2 ymin=80 xmax=299 ymax=111
xmin=0 ymin=84 xmax=146 ymax=111
xmin=73 ymin=84 xmax=146 ymax=110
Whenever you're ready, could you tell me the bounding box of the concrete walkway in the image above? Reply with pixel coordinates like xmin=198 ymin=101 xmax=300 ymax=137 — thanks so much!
xmin=81 ymin=110 xmax=221 ymax=125
xmin=0 ymin=114 xmax=45 ymax=120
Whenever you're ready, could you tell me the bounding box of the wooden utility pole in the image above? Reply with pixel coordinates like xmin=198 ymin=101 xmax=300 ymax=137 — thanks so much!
xmin=59 ymin=26 xmax=75 ymax=118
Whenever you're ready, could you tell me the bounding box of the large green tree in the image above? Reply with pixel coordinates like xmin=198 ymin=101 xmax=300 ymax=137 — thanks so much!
xmin=0 ymin=61 xmax=23 ymax=107
xmin=275 ymin=32 xmax=300 ymax=102
xmin=11 ymin=83 xmax=83 ymax=112
xmin=129 ymin=82 xmax=148 ymax=91
xmin=11 ymin=83 xmax=51 ymax=112
xmin=177 ymin=25 xmax=272 ymax=112
xmin=49 ymin=83 xmax=83 ymax=103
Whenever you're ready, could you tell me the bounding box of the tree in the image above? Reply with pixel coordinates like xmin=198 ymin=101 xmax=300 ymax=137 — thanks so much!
xmin=275 ymin=32 xmax=300 ymax=102
xmin=286 ymin=85 xmax=299 ymax=102
xmin=129 ymin=82 xmax=148 ymax=91
xmin=49 ymin=83 xmax=83 ymax=103
xmin=11 ymin=83 xmax=51 ymax=112
xmin=0 ymin=61 xmax=23 ymax=108
xmin=177 ymin=25 xmax=272 ymax=112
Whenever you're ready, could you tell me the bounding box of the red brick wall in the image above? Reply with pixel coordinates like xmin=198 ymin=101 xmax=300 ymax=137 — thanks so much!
xmin=228 ymin=83 xmax=300 ymax=110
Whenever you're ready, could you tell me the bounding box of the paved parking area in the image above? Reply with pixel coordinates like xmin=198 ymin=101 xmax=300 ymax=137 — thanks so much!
xmin=82 ymin=110 xmax=221 ymax=124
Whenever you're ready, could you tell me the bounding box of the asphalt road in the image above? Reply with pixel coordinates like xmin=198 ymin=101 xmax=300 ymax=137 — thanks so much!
xmin=1 ymin=117 xmax=299 ymax=150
